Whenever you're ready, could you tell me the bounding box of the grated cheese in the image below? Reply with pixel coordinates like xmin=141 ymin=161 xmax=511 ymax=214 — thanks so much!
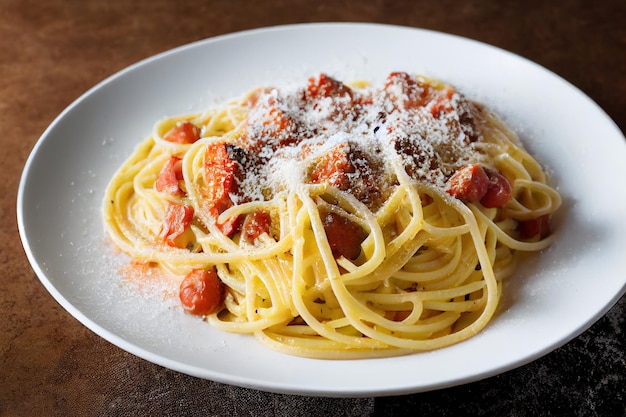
xmin=230 ymin=73 xmax=485 ymax=209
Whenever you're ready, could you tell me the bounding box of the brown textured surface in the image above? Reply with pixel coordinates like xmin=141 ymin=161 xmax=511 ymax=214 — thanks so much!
xmin=1 ymin=1 xmax=625 ymax=416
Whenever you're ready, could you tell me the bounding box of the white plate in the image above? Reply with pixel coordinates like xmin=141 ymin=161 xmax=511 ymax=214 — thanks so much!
xmin=17 ymin=23 xmax=626 ymax=397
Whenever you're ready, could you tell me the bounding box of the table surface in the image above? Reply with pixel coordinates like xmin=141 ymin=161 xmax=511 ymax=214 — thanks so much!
xmin=2 ymin=1 xmax=625 ymax=416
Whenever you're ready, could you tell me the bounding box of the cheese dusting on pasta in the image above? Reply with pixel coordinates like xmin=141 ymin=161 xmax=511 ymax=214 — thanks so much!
xmin=103 ymin=72 xmax=561 ymax=359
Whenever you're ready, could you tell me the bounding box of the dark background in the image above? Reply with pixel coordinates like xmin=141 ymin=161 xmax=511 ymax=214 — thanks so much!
xmin=1 ymin=1 xmax=624 ymax=416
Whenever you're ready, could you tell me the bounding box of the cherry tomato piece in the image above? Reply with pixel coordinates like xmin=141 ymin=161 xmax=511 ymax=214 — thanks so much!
xmin=306 ymin=73 xmax=353 ymax=100
xmin=322 ymin=212 xmax=368 ymax=260
xmin=165 ymin=121 xmax=201 ymax=144
xmin=480 ymin=170 xmax=512 ymax=208
xmin=384 ymin=72 xmax=431 ymax=108
xmin=446 ymin=164 xmax=489 ymax=203
xmin=161 ymin=203 xmax=194 ymax=247
xmin=310 ymin=144 xmax=355 ymax=190
xmin=204 ymin=142 xmax=242 ymax=235
xmin=179 ymin=268 xmax=224 ymax=316
xmin=519 ymin=214 xmax=550 ymax=239
xmin=242 ymin=211 xmax=272 ymax=242
xmin=155 ymin=156 xmax=184 ymax=196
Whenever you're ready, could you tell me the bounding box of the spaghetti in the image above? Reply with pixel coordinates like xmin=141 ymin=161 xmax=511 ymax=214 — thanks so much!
xmin=103 ymin=72 xmax=561 ymax=359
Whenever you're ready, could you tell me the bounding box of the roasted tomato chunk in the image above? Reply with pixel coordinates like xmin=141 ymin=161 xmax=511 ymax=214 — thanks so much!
xmin=242 ymin=210 xmax=272 ymax=242
xmin=204 ymin=142 xmax=243 ymax=235
xmin=179 ymin=268 xmax=224 ymax=316
xmin=480 ymin=169 xmax=512 ymax=208
xmin=384 ymin=72 xmax=431 ymax=108
xmin=322 ymin=212 xmax=367 ymax=260
xmin=164 ymin=121 xmax=201 ymax=144
xmin=155 ymin=156 xmax=184 ymax=196
xmin=310 ymin=144 xmax=355 ymax=190
xmin=446 ymin=164 xmax=512 ymax=208
xmin=306 ymin=73 xmax=353 ymax=100
xmin=161 ymin=202 xmax=194 ymax=247
xmin=519 ymin=214 xmax=550 ymax=239
xmin=446 ymin=164 xmax=489 ymax=203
